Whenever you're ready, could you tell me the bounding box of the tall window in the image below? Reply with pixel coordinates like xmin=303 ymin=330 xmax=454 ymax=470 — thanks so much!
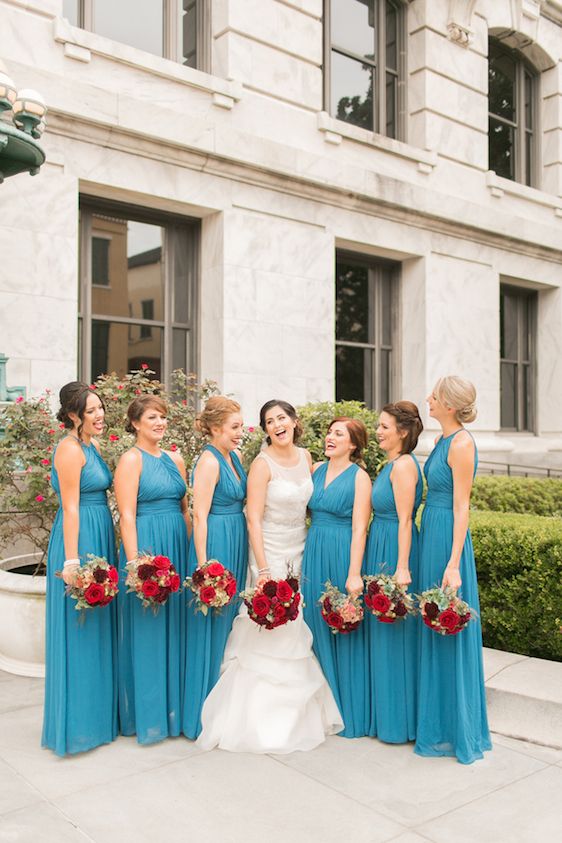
xmin=79 ymin=201 xmax=198 ymax=383
xmin=62 ymin=0 xmax=209 ymax=69
xmin=325 ymin=0 xmax=404 ymax=139
xmin=335 ymin=254 xmax=396 ymax=407
xmin=489 ymin=40 xmax=537 ymax=186
xmin=500 ymin=284 xmax=536 ymax=431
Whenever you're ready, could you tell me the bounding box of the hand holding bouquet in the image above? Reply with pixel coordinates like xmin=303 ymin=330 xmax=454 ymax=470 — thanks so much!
xmin=59 ymin=554 xmax=119 ymax=614
xmin=364 ymin=572 xmax=416 ymax=623
xmin=241 ymin=575 xmax=301 ymax=629
xmin=319 ymin=581 xmax=364 ymax=634
xmin=125 ymin=554 xmax=181 ymax=612
xmin=184 ymin=559 xmax=237 ymax=615
xmin=417 ymin=585 xmax=475 ymax=636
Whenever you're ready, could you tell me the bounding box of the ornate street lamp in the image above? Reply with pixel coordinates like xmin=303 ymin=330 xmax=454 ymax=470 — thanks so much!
xmin=0 ymin=66 xmax=47 ymax=183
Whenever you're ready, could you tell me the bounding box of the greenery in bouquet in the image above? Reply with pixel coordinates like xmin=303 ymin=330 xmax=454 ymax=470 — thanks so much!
xmin=417 ymin=585 xmax=475 ymax=636
xmin=319 ymin=580 xmax=364 ymax=634
xmin=363 ymin=571 xmax=416 ymax=623
xmin=61 ymin=554 xmax=119 ymax=615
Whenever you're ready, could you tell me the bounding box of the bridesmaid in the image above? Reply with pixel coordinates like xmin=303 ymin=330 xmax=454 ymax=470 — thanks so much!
xmin=182 ymin=396 xmax=248 ymax=740
xmin=415 ymin=376 xmax=491 ymax=764
xmin=301 ymin=417 xmax=372 ymax=738
xmin=115 ymin=394 xmax=191 ymax=744
xmin=364 ymin=401 xmax=423 ymax=743
xmin=42 ymin=382 xmax=117 ymax=755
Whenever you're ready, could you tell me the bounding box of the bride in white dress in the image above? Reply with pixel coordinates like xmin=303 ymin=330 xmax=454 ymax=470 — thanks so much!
xmin=196 ymin=400 xmax=343 ymax=753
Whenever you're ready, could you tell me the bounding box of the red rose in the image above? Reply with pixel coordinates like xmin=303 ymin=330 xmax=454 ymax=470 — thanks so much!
xmin=153 ymin=555 xmax=171 ymax=570
xmin=137 ymin=563 xmax=156 ymax=581
xmin=438 ymin=608 xmax=461 ymax=632
xmin=200 ymin=585 xmax=216 ymax=604
xmin=367 ymin=580 xmax=380 ymax=596
xmin=276 ymin=580 xmax=294 ymax=602
xmin=424 ymin=601 xmax=440 ymax=620
xmin=394 ymin=601 xmax=407 ymax=617
xmin=326 ymin=611 xmax=343 ymax=629
xmin=459 ymin=611 xmax=471 ymax=625
xmin=93 ymin=567 xmax=108 ymax=583
xmin=262 ymin=580 xmax=277 ymax=598
xmin=142 ymin=580 xmax=160 ymax=598
xmin=365 ymin=595 xmax=373 ymax=609
xmin=155 ymin=586 xmax=170 ymax=603
xmin=292 ymin=592 xmax=301 ymax=609
xmin=169 ymin=574 xmax=181 ymax=592
xmin=191 ymin=568 xmax=205 ymax=586
xmin=273 ymin=603 xmax=287 ymax=622
xmin=84 ymin=583 xmax=105 ymax=605
xmin=287 ymin=576 xmax=299 ymax=592
xmin=323 ymin=597 xmax=332 ymax=613
xmin=423 ymin=616 xmax=435 ymax=628
xmin=371 ymin=593 xmax=391 ymax=614
xmin=108 ymin=567 xmax=119 ymax=584
xmin=225 ymin=578 xmax=237 ymax=598
xmin=206 ymin=562 xmax=225 ymax=577
xmin=252 ymin=594 xmax=271 ymax=617
xmin=378 ymin=616 xmax=395 ymax=624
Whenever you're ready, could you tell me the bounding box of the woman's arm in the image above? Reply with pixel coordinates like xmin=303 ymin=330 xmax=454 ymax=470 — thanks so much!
xmin=442 ymin=433 xmax=475 ymax=590
xmin=246 ymin=457 xmax=271 ymax=584
xmin=114 ymin=450 xmax=142 ymax=563
xmin=390 ymin=457 xmax=418 ymax=587
xmin=54 ymin=438 xmax=85 ymax=585
xmin=167 ymin=449 xmax=192 ymax=539
xmin=346 ymin=469 xmax=372 ymax=596
xmin=191 ymin=451 xmax=219 ymax=568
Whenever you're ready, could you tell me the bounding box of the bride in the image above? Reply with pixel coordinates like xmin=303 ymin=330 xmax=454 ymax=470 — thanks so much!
xmin=196 ymin=400 xmax=343 ymax=753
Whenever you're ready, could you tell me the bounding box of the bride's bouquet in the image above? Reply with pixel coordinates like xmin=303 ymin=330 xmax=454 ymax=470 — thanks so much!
xmin=417 ymin=585 xmax=475 ymax=636
xmin=363 ymin=572 xmax=416 ymax=624
xmin=184 ymin=559 xmax=238 ymax=615
xmin=60 ymin=554 xmax=119 ymax=615
xmin=241 ymin=575 xmax=301 ymax=630
xmin=125 ymin=554 xmax=181 ymax=612
xmin=319 ymin=581 xmax=363 ymax=634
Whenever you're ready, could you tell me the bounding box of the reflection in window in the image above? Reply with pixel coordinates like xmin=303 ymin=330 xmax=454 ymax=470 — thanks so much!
xmin=327 ymin=0 xmax=403 ymax=139
xmin=500 ymin=285 xmax=536 ymax=431
xmin=489 ymin=40 xmax=536 ymax=186
xmin=92 ymin=237 xmax=110 ymax=286
xmin=335 ymin=255 xmax=396 ymax=407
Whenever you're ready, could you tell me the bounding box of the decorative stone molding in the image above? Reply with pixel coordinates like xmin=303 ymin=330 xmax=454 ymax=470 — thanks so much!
xmin=447 ymin=21 xmax=472 ymax=46
xmin=486 ymin=171 xmax=562 ymax=218
xmin=447 ymin=0 xmax=478 ymax=46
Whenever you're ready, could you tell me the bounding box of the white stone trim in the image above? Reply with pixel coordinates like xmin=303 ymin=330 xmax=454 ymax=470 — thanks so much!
xmin=486 ymin=170 xmax=562 ymax=216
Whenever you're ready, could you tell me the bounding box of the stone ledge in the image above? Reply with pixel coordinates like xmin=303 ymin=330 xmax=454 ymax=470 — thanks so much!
xmin=484 ymin=647 xmax=562 ymax=749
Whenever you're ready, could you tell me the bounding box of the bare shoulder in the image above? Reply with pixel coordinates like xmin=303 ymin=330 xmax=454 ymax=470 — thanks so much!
xmin=450 ymin=430 xmax=474 ymax=455
xmin=249 ymin=453 xmax=271 ymax=479
xmin=312 ymin=461 xmax=324 ymax=474
xmin=164 ymin=448 xmax=184 ymax=468
xmin=301 ymin=448 xmax=313 ymax=469
xmin=195 ymin=448 xmax=220 ymax=480
xmin=117 ymin=448 xmax=142 ymax=470
xmin=392 ymin=454 xmax=418 ymax=479
xmin=54 ymin=436 xmax=85 ymax=466
xmin=355 ymin=466 xmax=372 ymax=489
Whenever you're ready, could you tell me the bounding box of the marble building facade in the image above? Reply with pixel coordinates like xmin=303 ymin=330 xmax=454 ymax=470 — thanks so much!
xmin=1 ymin=0 xmax=561 ymax=466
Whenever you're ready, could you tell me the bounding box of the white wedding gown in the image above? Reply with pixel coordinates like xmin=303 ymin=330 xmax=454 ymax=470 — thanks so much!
xmin=196 ymin=448 xmax=343 ymax=753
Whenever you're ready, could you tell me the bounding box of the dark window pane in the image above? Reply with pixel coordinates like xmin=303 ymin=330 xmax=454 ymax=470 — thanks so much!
xmin=140 ymin=300 xmax=154 ymax=339
xmin=93 ymin=0 xmax=163 ymax=56
xmin=385 ymin=2 xmax=398 ymax=71
xmin=523 ymin=364 xmax=531 ymax=431
xmin=63 ymin=0 xmax=79 ymax=25
xmin=92 ymin=321 xmax=164 ymax=380
xmin=381 ymin=271 xmax=393 ymax=346
xmin=500 ymin=361 xmax=517 ymax=428
xmin=524 ymin=72 xmax=533 ymax=129
xmin=173 ymin=329 xmax=189 ymax=373
xmin=92 ymin=237 xmax=110 ymax=286
xmin=525 ymin=132 xmax=532 ymax=187
xmin=336 ymin=263 xmax=369 ymax=343
xmin=173 ymin=227 xmax=197 ymax=324
xmin=336 ymin=344 xmax=373 ymax=405
xmin=385 ymin=72 xmax=396 ymax=139
xmin=331 ymin=0 xmax=375 ymax=60
xmin=489 ymin=46 xmax=516 ymax=122
xmin=331 ymin=51 xmax=374 ymax=130
xmin=183 ymin=0 xmax=197 ymax=68
xmin=520 ymin=296 xmax=530 ymax=360
xmin=489 ymin=118 xmax=514 ymax=180
xmin=379 ymin=348 xmax=391 ymax=405
xmin=500 ymin=290 xmax=518 ymax=359
xmin=91 ymin=321 xmax=110 ymax=380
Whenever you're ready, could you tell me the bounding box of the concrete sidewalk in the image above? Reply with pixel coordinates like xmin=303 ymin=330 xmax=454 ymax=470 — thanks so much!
xmin=0 ymin=668 xmax=561 ymax=843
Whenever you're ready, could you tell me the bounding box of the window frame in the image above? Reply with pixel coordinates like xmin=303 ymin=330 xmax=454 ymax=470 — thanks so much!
xmin=323 ymin=0 xmax=406 ymax=141
xmin=79 ymin=198 xmax=199 ymax=384
xmin=488 ymin=39 xmax=538 ymax=188
xmin=335 ymin=251 xmax=398 ymax=409
xmin=499 ymin=283 xmax=537 ymax=433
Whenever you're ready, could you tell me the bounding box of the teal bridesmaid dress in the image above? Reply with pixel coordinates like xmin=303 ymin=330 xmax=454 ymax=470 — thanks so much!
xmin=182 ymin=445 xmax=248 ymax=739
xmin=415 ymin=430 xmax=491 ymax=764
xmin=364 ymin=454 xmax=423 ymax=743
xmin=301 ymin=462 xmax=368 ymax=738
xmin=118 ymin=448 xmax=189 ymax=744
xmin=42 ymin=440 xmax=118 ymax=756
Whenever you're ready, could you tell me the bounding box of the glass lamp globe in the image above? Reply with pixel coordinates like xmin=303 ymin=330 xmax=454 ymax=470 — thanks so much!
xmin=12 ymin=89 xmax=47 ymax=134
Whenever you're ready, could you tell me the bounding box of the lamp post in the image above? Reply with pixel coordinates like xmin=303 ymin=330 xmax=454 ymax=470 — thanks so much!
xmin=0 ymin=66 xmax=47 ymax=183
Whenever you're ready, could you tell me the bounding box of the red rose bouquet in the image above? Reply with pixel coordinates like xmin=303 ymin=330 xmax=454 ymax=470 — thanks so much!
xmin=61 ymin=554 xmax=119 ymax=615
xmin=183 ymin=559 xmax=237 ymax=615
xmin=125 ymin=553 xmax=181 ymax=612
xmin=241 ymin=575 xmax=301 ymax=630
xmin=319 ymin=581 xmax=364 ymax=635
xmin=363 ymin=572 xmax=416 ymax=623
xmin=417 ymin=585 xmax=475 ymax=636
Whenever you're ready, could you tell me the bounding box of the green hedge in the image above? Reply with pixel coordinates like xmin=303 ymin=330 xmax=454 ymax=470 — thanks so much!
xmin=471 ymin=476 xmax=562 ymax=517
xmin=471 ymin=510 xmax=562 ymax=661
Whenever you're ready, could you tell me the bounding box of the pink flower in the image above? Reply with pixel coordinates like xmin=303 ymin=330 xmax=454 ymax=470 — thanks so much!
xmin=247 ymin=426 xmax=255 ymax=433
xmin=15 ymin=396 xmax=24 ymax=404
xmin=117 ymin=384 xmax=124 ymax=390
xmin=47 ymin=429 xmax=55 ymax=435
xmin=135 ymin=389 xmax=141 ymax=395
xmin=89 ymin=384 xmax=96 ymax=389
xmin=109 ymin=434 xmax=119 ymax=442
xmin=141 ymin=363 xmax=148 ymax=370
xmin=59 ymin=423 xmax=65 ymax=430
xmin=35 ymin=495 xmax=44 ymax=502
xmin=170 ymin=444 xmax=178 ymax=452
xmin=41 ymin=459 xmax=49 ymax=466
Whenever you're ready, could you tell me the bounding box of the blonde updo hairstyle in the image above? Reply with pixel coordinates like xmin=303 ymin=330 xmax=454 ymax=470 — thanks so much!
xmin=196 ymin=396 xmax=241 ymax=437
xmin=435 ymin=375 xmax=477 ymax=424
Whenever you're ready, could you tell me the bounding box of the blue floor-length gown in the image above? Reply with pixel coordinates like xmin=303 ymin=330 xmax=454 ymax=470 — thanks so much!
xmin=42 ymin=440 xmax=118 ymax=756
xmin=364 ymin=454 xmax=423 ymax=743
xmin=415 ymin=430 xmax=491 ymax=764
xmin=182 ymin=444 xmax=248 ymax=739
xmin=118 ymin=449 xmax=189 ymax=744
xmin=301 ymin=462 xmax=368 ymax=738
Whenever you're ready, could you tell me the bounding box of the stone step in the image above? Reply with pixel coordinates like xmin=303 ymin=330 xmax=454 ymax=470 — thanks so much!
xmin=484 ymin=647 xmax=562 ymax=748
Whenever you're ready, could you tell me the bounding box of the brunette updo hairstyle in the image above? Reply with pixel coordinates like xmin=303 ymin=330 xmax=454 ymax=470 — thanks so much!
xmin=56 ymin=381 xmax=104 ymax=439
xmin=435 ymin=376 xmax=477 ymax=424
xmin=381 ymin=401 xmax=423 ymax=454
xmin=259 ymin=399 xmax=303 ymax=445
xmin=125 ymin=394 xmax=168 ymax=434
xmin=328 ymin=417 xmax=368 ymax=465
xmin=195 ymin=396 xmax=241 ymax=437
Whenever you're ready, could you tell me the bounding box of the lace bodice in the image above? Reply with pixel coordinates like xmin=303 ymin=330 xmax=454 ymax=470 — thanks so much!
xmin=258 ymin=449 xmax=313 ymax=528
